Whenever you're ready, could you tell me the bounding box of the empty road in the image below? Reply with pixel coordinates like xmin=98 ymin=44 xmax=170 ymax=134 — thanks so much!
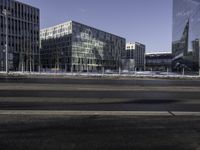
xmin=0 ymin=77 xmax=200 ymax=112
xmin=0 ymin=76 xmax=200 ymax=150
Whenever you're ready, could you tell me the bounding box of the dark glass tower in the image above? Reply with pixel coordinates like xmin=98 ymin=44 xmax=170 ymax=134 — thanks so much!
xmin=172 ymin=0 xmax=200 ymax=73
xmin=0 ymin=0 xmax=40 ymax=72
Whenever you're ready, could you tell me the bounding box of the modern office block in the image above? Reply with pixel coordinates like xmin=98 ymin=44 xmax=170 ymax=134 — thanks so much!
xmin=192 ymin=39 xmax=200 ymax=70
xmin=40 ymin=21 xmax=126 ymax=72
xmin=123 ymin=42 xmax=145 ymax=71
xmin=0 ymin=0 xmax=40 ymax=72
xmin=172 ymin=0 xmax=200 ymax=72
xmin=145 ymin=52 xmax=172 ymax=71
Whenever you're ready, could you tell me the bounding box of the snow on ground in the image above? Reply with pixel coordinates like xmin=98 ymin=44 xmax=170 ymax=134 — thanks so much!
xmin=0 ymin=71 xmax=199 ymax=79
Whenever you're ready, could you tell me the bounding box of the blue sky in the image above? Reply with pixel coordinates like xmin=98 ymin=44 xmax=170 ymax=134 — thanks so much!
xmin=18 ymin=0 xmax=172 ymax=53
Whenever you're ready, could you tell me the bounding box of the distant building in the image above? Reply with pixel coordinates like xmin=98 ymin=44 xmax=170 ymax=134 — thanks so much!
xmin=145 ymin=52 xmax=172 ymax=71
xmin=0 ymin=0 xmax=40 ymax=72
xmin=192 ymin=39 xmax=200 ymax=70
xmin=172 ymin=0 xmax=200 ymax=73
xmin=122 ymin=42 xmax=145 ymax=71
xmin=40 ymin=21 xmax=126 ymax=72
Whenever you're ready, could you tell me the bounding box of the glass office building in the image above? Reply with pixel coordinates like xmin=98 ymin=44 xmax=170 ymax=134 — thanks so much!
xmin=145 ymin=52 xmax=172 ymax=71
xmin=0 ymin=0 xmax=40 ymax=71
xmin=172 ymin=0 xmax=200 ymax=73
xmin=40 ymin=21 xmax=126 ymax=72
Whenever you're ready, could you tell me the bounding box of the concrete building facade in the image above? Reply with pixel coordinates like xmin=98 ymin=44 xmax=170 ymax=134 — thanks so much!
xmin=0 ymin=0 xmax=40 ymax=72
xmin=40 ymin=21 xmax=126 ymax=72
xmin=122 ymin=42 xmax=145 ymax=71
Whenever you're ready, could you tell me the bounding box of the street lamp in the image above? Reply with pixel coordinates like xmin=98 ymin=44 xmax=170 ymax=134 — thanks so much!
xmin=2 ymin=9 xmax=11 ymax=74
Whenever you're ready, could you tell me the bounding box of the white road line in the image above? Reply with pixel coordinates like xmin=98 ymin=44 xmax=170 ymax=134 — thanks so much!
xmin=0 ymin=110 xmax=171 ymax=116
xmin=172 ymin=112 xmax=200 ymax=116
xmin=0 ymin=111 xmax=200 ymax=116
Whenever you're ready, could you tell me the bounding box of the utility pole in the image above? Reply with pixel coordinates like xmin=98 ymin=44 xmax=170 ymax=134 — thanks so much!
xmin=38 ymin=41 xmax=41 ymax=73
xmin=55 ymin=46 xmax=60 ymax=73
xmin=182 ymin=67 xmax=185 ymax=77
xmin=199 ymin=67 xmax=200 ymax=77
xmin=119 ymin=66 xmax=121 ymax=75
xmin=29 ymin=40 xmax=32 ymax=73
xmin=199 ymin=53 xmax=200 ymax=76
xmin=167 ymin=67 xmax=169 ymax=76
xmin=2 ymin=9 xmax=10 ymax=74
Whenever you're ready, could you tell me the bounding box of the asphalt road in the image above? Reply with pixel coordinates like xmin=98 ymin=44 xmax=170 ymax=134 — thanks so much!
xmin=0 ymin=77 xmax=200 ymax=150
xmin=0 ymin=115 xmax=200 ymax=150
xmin=0 ymin=77 xmax=200 ymax=111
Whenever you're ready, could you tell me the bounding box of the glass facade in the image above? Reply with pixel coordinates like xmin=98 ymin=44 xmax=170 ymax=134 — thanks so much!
xmin=172 ymin=0 xmax=200 ymax=73
xmin=40 ymin=22 xmax=72 ymax=71
xmin=0 ymin=0 xmax=40 ymax=71
xmin=145 ymin=53 xmax=172 ymax=71
xmin=40 ymin=21 xmax=126 ymax=72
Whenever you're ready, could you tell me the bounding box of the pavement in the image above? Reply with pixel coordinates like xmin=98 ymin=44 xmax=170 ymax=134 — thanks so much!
xmin=0 ymin=77 xmax=200 ymax=149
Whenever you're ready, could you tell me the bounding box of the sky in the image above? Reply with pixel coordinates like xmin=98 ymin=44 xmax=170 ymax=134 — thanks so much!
xmin=18 ymin=0 xmax=173 ymax=53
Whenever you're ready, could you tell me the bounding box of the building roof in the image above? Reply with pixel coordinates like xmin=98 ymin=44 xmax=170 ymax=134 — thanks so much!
xmin=146 ymin=52 xmax=172 ymax=55
xmin=41 ymin=20 xmax=126 ymax=40
xmin=14 ymin=0 xmax=39 ymax=10
xmin=145 ymin=52 xmax=172 ymax=58
xmin=126 ymin=42 xmax=145 ymax=46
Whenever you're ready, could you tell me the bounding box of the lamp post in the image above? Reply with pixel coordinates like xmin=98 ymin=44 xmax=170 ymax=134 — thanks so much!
xmin=199 ymin=48 xmax=200 ymax=76
xmin=2 ymin=9 xmax=11 ymax=74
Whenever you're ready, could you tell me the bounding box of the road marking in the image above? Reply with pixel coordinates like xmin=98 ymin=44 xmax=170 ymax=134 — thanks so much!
xmin=1 ymin=84 xmax=200 ymax=92
xmin=172 ymin=112 xmax=200 ymax=116
xmin=0 ymin=111 xmax=200 ymax=116
xmin=0 ymin=110 xmax=171 ymax=116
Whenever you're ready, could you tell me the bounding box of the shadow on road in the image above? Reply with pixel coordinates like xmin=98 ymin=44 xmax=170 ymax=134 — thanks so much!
xmin=131 ymin=99 xmax=180 ymax=104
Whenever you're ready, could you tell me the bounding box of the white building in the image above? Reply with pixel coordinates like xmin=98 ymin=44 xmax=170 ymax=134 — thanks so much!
xmin=123 ymin=42 xmax=145 ymax=71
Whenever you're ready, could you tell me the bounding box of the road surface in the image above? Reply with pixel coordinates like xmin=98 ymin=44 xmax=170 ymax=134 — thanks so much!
xmin=0 ymin=77 xmax=200 ymax=150
xmin=0 ymin=77 xmax=200 ymax=111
